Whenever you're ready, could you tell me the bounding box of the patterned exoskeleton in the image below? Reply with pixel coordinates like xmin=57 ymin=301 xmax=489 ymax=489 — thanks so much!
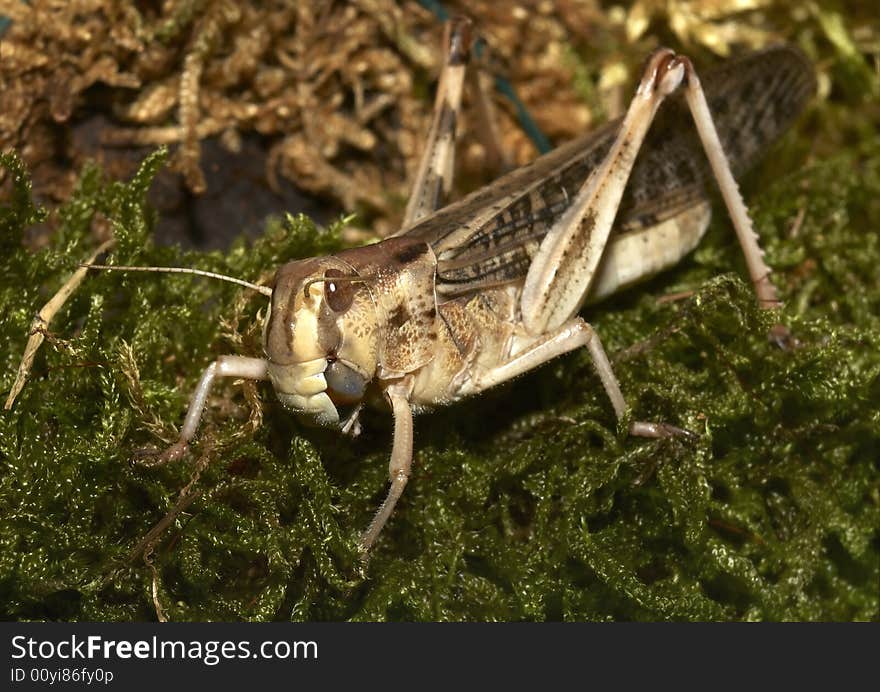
xmin=96 ymin=20 xmax=815 ymax=553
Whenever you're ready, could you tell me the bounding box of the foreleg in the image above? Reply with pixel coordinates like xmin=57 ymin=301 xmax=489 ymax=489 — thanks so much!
xmin=137 ymin=355 xmax=269 ymax=466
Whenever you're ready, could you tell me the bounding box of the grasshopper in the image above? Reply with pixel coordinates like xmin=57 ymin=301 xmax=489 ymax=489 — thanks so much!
xmin=86 ymin=19 xmax=815 ymax=554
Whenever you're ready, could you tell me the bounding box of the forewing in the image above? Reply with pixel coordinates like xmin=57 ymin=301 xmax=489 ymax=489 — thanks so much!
xmin=400 ymin=46 xmax=815 ymax=299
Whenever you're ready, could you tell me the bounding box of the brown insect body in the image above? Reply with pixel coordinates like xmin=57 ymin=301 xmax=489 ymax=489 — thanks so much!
xmin=70 ymin=24 xmax=813 ymax=554
xmin=263 ymin=45 xmax=814 ymax=433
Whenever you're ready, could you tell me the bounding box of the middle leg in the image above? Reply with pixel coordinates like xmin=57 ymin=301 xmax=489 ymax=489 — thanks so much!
xmin=360 ymin=377 xmax=415 ymax=554
xmin=461 ymin=318 xmax=689 ymax=438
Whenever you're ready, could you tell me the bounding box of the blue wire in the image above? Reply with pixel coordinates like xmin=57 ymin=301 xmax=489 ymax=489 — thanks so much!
xmin=416 ymin=0 xmax=551 ymax=154
xmin=1 ymin=0 xmax=26 ymax=37
xmin=418 ymin=0 xmax=450 ymax=21
xmin=491 ymin=75 xmax=552 ymax=154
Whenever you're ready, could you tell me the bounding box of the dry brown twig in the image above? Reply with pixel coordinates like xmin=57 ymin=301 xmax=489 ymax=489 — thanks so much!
xmin=4 ymin=238 xmax=117 ymax=410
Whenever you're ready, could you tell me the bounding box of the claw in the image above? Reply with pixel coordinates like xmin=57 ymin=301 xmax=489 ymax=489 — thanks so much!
xmin=628 ymin=422 xmax=699 ymax=487
xmin=768 ymin=323 xmax=800 ymax=351
xmin=629 ymin=421 xmax=699 ymax=440
xmin=130 ymin=440 xmax=190 ymax=467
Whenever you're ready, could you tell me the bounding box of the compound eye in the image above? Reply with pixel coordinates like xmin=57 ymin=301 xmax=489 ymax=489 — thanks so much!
xmin=324 ymin=269 xmax=355 ymax=313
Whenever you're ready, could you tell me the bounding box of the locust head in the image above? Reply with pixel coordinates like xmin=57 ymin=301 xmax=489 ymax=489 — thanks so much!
xmin=263 ymin=257 xmax=380 ymax=427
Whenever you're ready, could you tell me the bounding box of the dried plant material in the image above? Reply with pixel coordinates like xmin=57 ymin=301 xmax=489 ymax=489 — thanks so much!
xmin=145 ymin=547 xmax=168 ymax=623
xmin=627 ymin=0 xmax=776 ymax=54
xmin=5 ymin=0 xmax=855 ymax=241
xmin=4 ymin=238 xmax=116 ymax=411
xmin=124 ymin=480 xmax=206 ymax=566
xmin=116 ymin=340 xmax=174 ymax=443
xmin=173 ymin=2 xmax=238 ymax=194
xmin=116 ymin=79 xmax=180 ymax=125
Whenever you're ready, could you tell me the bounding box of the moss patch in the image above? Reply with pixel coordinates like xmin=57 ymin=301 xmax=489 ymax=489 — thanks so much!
xmin=1 ymin=4 xmax=878 ymax=621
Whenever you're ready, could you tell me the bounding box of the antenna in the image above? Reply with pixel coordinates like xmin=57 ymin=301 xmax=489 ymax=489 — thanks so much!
xmin=81 ymin=264 xmax=273 ymax=297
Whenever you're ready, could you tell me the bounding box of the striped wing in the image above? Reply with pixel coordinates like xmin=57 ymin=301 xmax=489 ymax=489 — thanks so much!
xmin=399 ymin=45 xmax=815 ymax=299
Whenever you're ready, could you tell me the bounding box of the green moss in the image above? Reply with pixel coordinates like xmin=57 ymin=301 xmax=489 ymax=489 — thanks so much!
xmin=2 ymin=48 xmax=879 ymax=622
